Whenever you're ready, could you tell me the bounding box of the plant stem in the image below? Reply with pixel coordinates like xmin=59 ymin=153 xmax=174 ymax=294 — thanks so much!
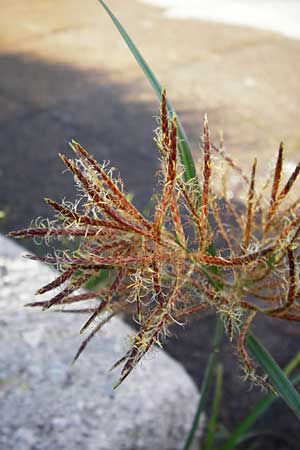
xmin=183 ymin=317 xmax=224 ymax=450
xmin=203 ymin=363 xmax=223 ymax=450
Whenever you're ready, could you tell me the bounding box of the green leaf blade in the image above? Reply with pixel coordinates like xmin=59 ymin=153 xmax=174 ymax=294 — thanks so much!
xmin=246 ymin=334 xmax=300 ymax=420
xmin=220 ymin=353 xmax=300 ymax=450
xmin=97 ymin=0 xmax=198 ymax=184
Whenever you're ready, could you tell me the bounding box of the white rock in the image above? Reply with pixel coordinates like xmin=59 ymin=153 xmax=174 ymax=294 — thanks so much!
xmin=0 ymin=236 xmax=202 ymax=450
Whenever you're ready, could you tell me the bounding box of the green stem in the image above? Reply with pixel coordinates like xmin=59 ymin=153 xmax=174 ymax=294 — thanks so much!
xmin=203 ymin=363 xmax=223 ymax=450
xmin=182 ymin=318 xmax=224 ymax=450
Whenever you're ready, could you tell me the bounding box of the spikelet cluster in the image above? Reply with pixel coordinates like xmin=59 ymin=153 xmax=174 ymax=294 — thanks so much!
xmin=10 ymin=91 xmax=300 ymax=388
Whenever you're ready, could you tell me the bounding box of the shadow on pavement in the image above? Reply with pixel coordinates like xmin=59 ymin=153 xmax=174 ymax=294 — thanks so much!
xmin=0 ymin=53 xmax=159 ymax=248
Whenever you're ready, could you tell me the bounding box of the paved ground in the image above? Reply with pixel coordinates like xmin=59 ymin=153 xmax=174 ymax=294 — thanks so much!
xmin=1 ymin=1 xmax=300 ymax=448
xmin=1 ymin=0 xmax=300 ymax=235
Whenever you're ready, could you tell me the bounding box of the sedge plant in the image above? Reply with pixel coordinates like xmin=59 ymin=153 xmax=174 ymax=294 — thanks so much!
xmin=10 ymin=91 xmax=300 ymax=389
xmin=9 ymin=4 xmax=300 ymax=446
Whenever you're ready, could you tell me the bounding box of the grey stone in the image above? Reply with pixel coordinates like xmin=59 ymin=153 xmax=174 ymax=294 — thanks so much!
xmin=0 ymin=234 xmax=24 ymax=258
xmin=0 ymin=236 xmax=202 ymax=450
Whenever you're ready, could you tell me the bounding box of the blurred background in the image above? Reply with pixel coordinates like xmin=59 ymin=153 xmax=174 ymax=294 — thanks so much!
xmin=1 ymin=0 xmax=300 ymax=239
xmin=1 ymin=1 xmax=300 ymax=448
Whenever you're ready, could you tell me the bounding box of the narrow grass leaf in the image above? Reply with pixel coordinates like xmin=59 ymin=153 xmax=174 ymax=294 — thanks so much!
xmin=219 ymin=353 xmax=300 ymax=450
xmin=246 ymin=334 xmax=300 ymax=419
xmin=97 ymin=0 xmax=198 ymax=185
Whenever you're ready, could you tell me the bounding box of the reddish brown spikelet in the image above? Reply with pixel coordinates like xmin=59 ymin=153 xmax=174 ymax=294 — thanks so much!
xmin=161 ymin=88 xmax=169 ymax=150
xmin=243 ymin=158 xmax=257 ymax=248
xmin=80 ymin=267 xmax=127 ymax=333
xmin=153 ymin=115 xmax=177 ymax=241
xmin=152 ymin=260 xmax=165 ymax=307
xmin=201 ymin=114 xmax=211 ymax=239
xmin=238 ymin=311 xmax=256 ymax=375
xmin=177 ymin=178 xmax=202 ymax=232
xmin=45 ymin=198 xmax=78 ymax=222
xmin=276 ymin=217 xmax=300 ymax=248
xmin=263 ymin=248 xmax=297 ymax=315
xmin=278 ymin=248 xmax=297 ymax=313
xmin=174 ymin=303 xmax=209 ymax=319
xmin=195 ymin=247 xmax=273 ymax=267
xmin=26 ymin=272 xmax=92 ymax=309
xmin=270 ymin=312 xmax=300 ymax=322
xmin=70 ymin=141 xmax=151 ymax=230
xmin=55 ymin=291 xmax=108 ymax=305
xmin=60 ymin=154 xmax=151 ymax=237
xmin=115 ymin=306 xmax=169 ymax=387
xmin=73 ymin=309 xmax=120 ymax=364
xmin=9 ymin=227 xmax=107 ymax=238
xmin=278 ymin=162 xmax=300 ymax=202
xmin=26 ymin=254 xmax=115 ymax=270
xmin=80 ymin=298 xmax=109 ymax=334
xmin=265 ymin=160 xmax=300 ymax=234
xmin=168 ymin=116 xmax=177 ymax=182
xmin=45 ymin=198 xmax=126 ymax=230
xmin=36 ymin=267 xmax=76 ymax=295
xmin=170 ymin=194 xmax=186 ymax=246
xmin=270 ymin=142 xmax=284 ymax=203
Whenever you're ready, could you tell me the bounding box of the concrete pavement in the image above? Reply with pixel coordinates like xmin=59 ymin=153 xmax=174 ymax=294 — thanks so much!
xmin=1 ymin=0 xmax=300 ymax=237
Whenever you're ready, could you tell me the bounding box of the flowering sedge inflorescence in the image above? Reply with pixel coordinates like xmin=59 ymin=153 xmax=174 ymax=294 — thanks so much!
xmin=10 ymin=90 xmax=300 ymax=388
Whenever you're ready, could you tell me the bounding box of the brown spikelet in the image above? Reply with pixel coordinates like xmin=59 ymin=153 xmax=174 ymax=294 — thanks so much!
xmin=9 ymin=227 xmax=112 ymax=238
xmin=270 ymin=312 xmax=300 ymax=322
xmin=80 ymin=267 xmax=127 ymax=333
xmin=177 ymin=178 xmax=203 ymax=238
xmin=54 ymin=291 xmax=108 ymax=304
xmin=263 ymin=248 xmax=297 ymax=314
xmin=278 ymin=162 xmax=300 ymax=202
xmin=174 ymin=303 xmax=209 ymax=319
xmin=195 ymin=247 xmax=273 ymax=267
xmin=276 ymin=216 xmax=300 ymax=247
xmin=161 ymin=88 xmax=169 ymax=150
xmin=70 ymin=141 xmax=151 ymax=230
xmin=238 ymin=311 xmax=256 ymax=374
xmin=45 ymin=198 xmax=127 ymax=230
xmin=73 ymin=309 xmax=120 ymax=364
xmin=168 ymin=116 xmax=177 ymax=183
xmin=153 ymin=115 xmax=177 ymax=241
xmin=201 ymin=114 xmax=211 ymax=243
xmin=60 ymin=154 xmax=152 ymax=237
xmin=271 ymin=142 xmax=284 ymax=204
xmin=170 ymin=194 xmax=186 ymax=246
xmin=152 ymin=260 xmax=165 ymax=307
xmin=243 ymin=158 xmax=257 ymax=248
xmin=26 ymin=272 xmax=92 ymax=309
xmin=265 ymin=159 xmax=300 ymax=234
xmin=36 ymin=267 xmax=76 ymax=295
